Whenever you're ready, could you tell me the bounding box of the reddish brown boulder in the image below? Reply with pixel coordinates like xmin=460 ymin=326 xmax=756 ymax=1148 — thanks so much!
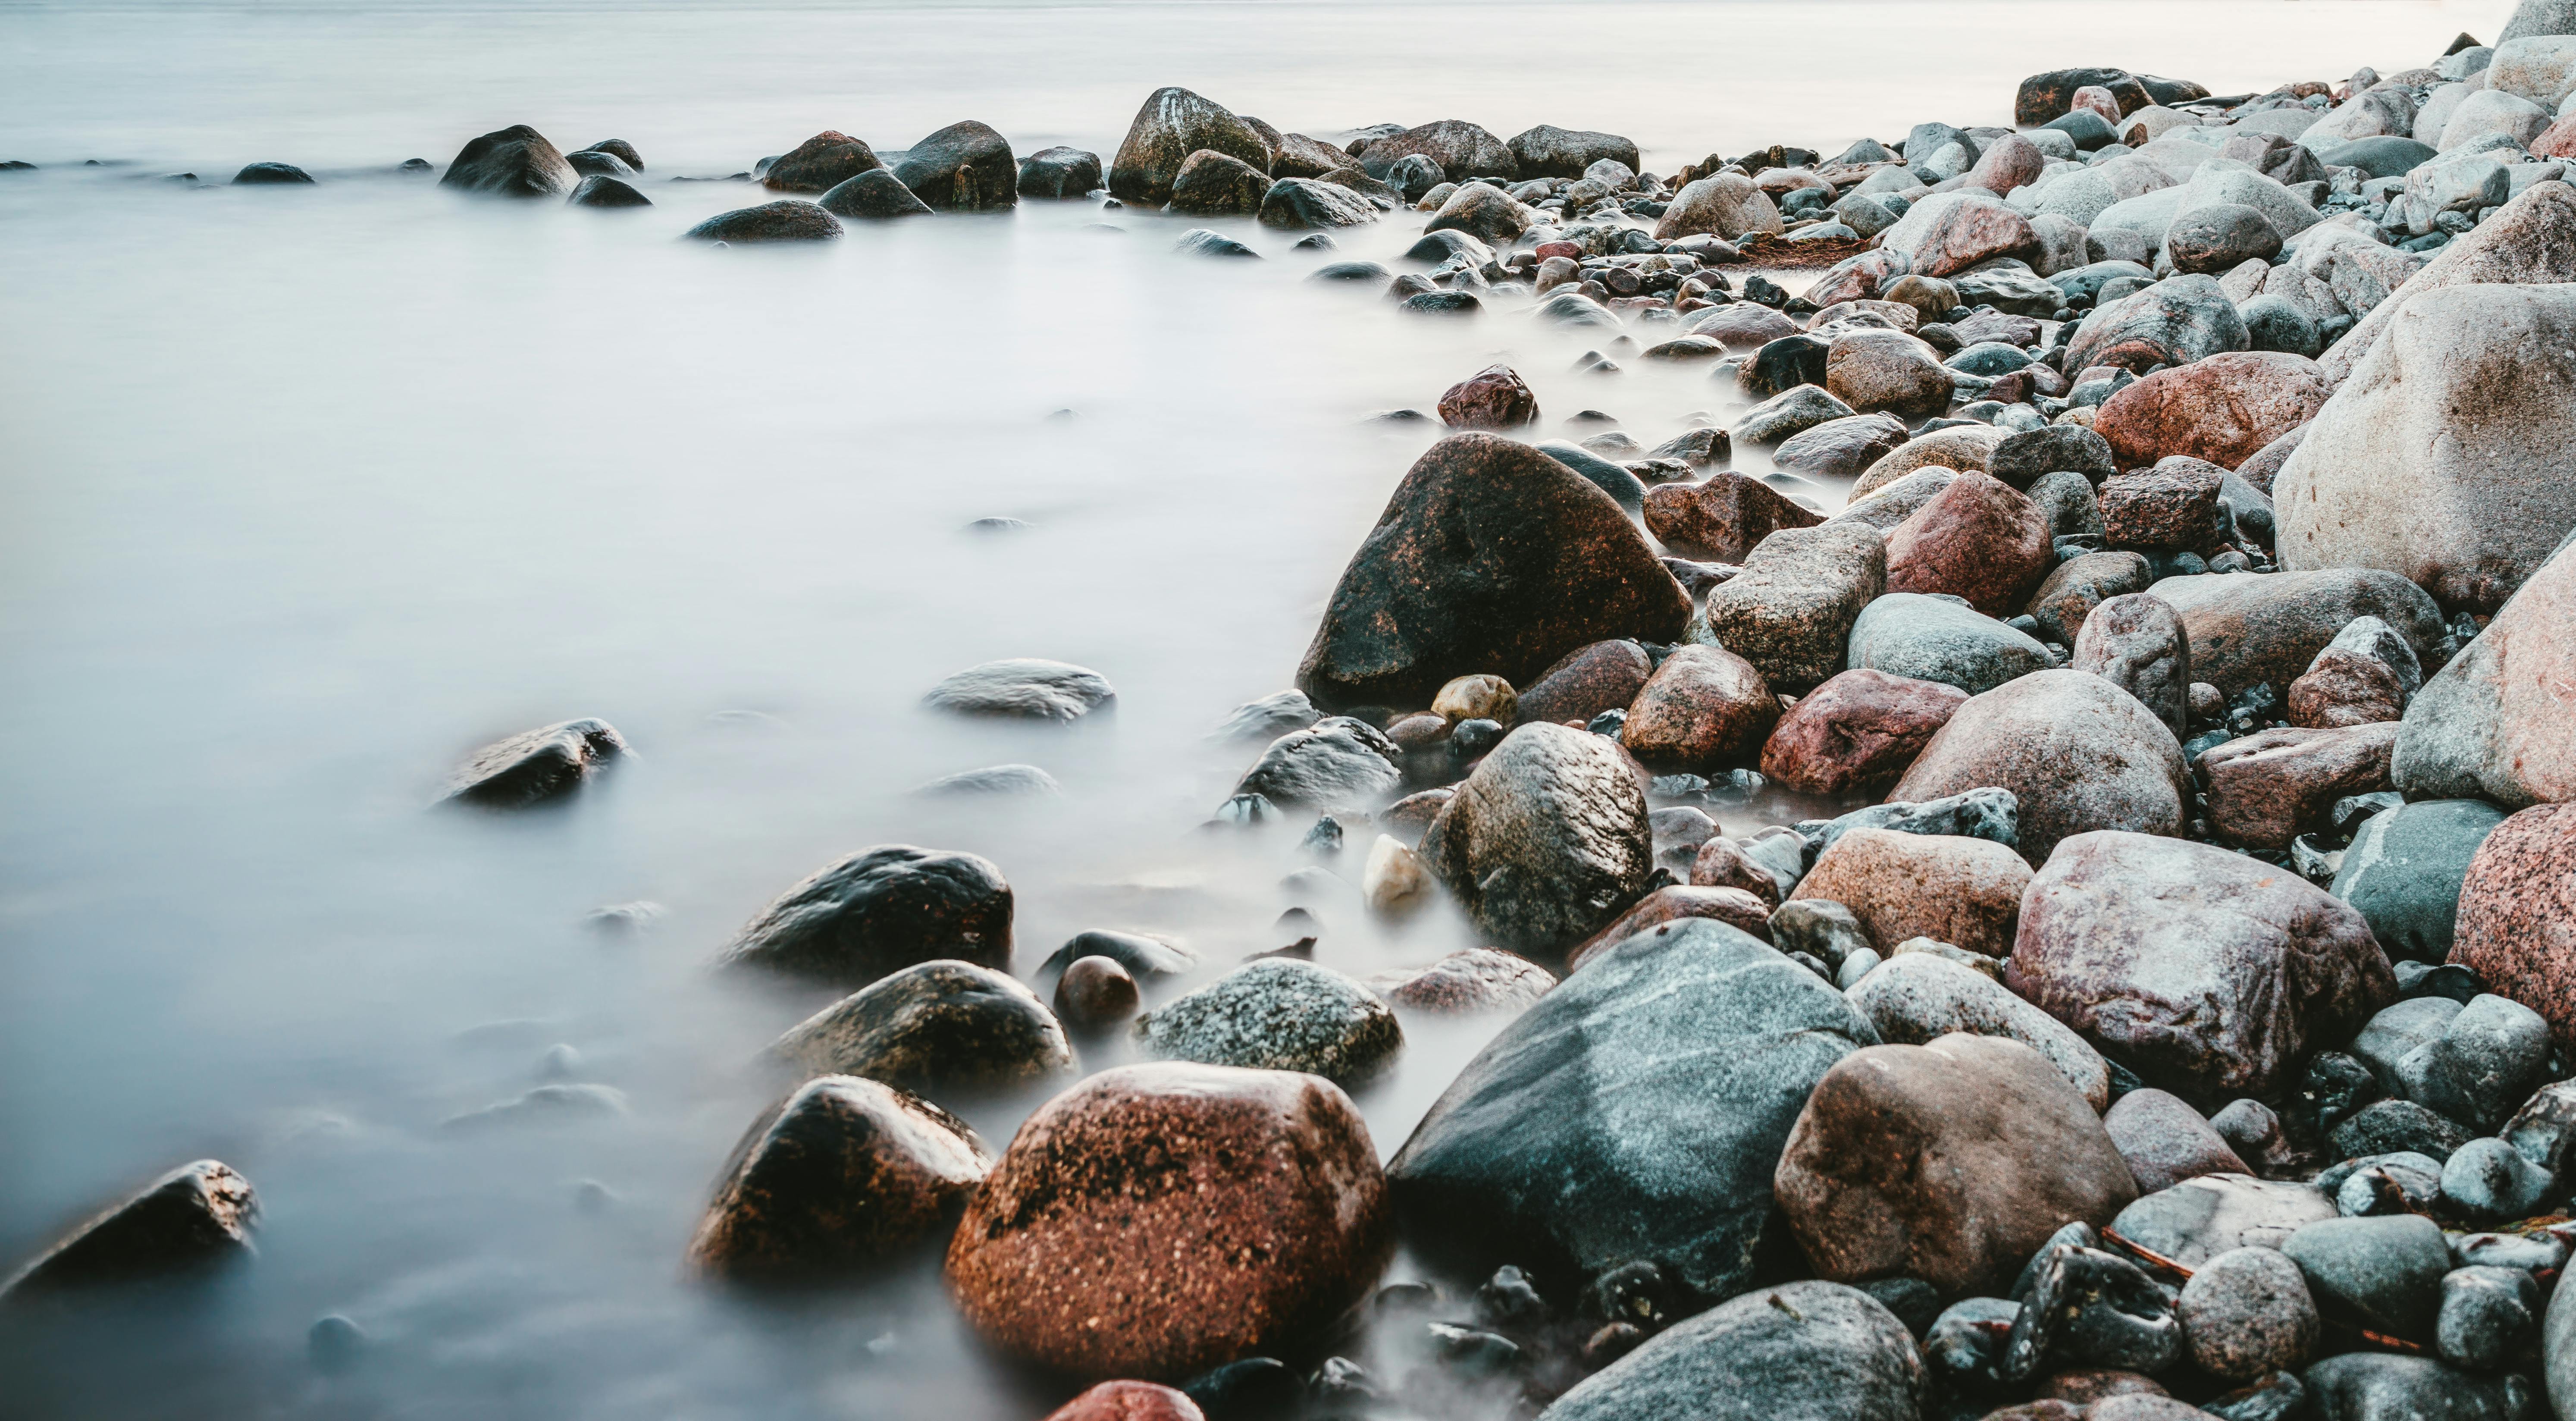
xmin=1789 ymin=827 xmax=2033 ymax=958
xmin=1516 ymin=640 xmax=1653 ymax=726
xmin=1296 ymin=435 xmax=1689 ymax=709
xmin=763 ymin=130 xmax=885 ymax=193
xmin=1963 ymin=133 xmax=2046 ymax=197
xmin=1891 ymin=669 xmax=2191 ymax=865
xmin=1760 ymin=669 xmax=1965 ymax=794
xmin=1565 ymin=885 xmax=1774 ymax=971
xmin=1879 ymin=191 xmax=2040 ymax=279
xmin=2101 ymin=457 xmax=2228 ymax=552
xmin=2451 ymin=804 xmax=2576 ymax=1050
xmin=1044 ymin=1382 xmax=1204 ymax=1421
xmin=2092 ymin=352 xmax=2332 ymax=471
xmin=1884 ymin=468 xmax=2055 ymax=617
xmin=1374 ymin=948 xmax=1554 ymax=1014
xmin=688 ymin=1075 xmax=992 ymax=1280
xmin=1643 ymin=470 xmax=1823 ymax=561
xmin=1774 ymin=1033 xmax=2138 ymax=1295
xmin=2197 ymin=722 xmax=2398 ymax=848
xmin=2288 ymin=650 xmax=2407 ymax=728
xmin=2009 ymin=831 xmax=2397 ymax=1098
xmin=946 ymin=1062 xmax=1391 ymax=1381
xmin=1620 ymin=645 xmax=1777 ymax=769
xmin=1438 ymin=365 xmax=1538 ymax=430
xmin=1690 ymin=836 xmax=1784 ymax=904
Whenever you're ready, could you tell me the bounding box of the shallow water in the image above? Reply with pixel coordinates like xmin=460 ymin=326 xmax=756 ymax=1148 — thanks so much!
xmin=0 ymin=0 xmax=2513 ymax=1416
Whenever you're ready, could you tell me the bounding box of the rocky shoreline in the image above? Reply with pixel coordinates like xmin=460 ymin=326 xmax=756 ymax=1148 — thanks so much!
xmin=9 ymin=9 xmax=2576 ymax=1421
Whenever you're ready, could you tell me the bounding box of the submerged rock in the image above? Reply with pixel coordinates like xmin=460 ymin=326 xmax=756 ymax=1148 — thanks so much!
xmin=1016 ymin=146 xmax=1101 ymax=199
xmin=2 ymin=1161 xmax=258 ymax=1296
xmin=820 ymin=168 xmax=932 ymax=219
xmin=718 ymin=846 xmax=1013 ymax=987
xmin=768 ymin=960 xmax=1074 ymax=1095
xmin=1417 ymin=723 xmax=1653 ymax=957
xmin=441 ymin=718 xmax=627 ymax=807
xmin=925 ymin=659 xmax=1115 ymax=721
xmin=439 ymin=123 xmax=577 ymax=197
xmin=683 ymin=200 xmax=843 ymax=242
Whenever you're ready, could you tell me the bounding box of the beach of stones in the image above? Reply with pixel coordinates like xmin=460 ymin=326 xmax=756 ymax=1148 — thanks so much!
xmin=14 ymin=10 xmax=2576 ymax=1421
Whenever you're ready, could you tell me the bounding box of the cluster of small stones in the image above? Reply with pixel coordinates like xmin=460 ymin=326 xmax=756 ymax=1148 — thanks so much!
xmin=14 ymin=13 xmax=2576 ymax=1421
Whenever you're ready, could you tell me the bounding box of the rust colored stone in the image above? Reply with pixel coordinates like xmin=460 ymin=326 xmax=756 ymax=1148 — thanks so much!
xmin=2287 ymin=650 xmax=2406 ymax=728
xmin=2100 ymin=457 xmax=2227 ymax=552
xmin=2198 ymin=722 xmax=2398 ymax=848
xmin=946 ymin=1063 xmax=1391 ymax=1381
xmin=1642 ymin=469 xmax=1823 ymax=562
xmin=1375 ymin=948 xmax=1554 ymax=1014
xmin=2451 ymin=803 xmax=2576 ymax=1050
xmin=1043 ymin=1381 xmax=1206 ymax=1421
xmin=1883 ymin=468 xmax=2054 ymax=616
xmin=1619 ymin=644 xmax=1779 ymax=769
xmin=2092 ymin=352 xmax=2332 ymax=471
xmin=1516 ymin=640 xmax=1652 ymax=728
xmin=1789 ymin=827 xmax=2033 ymax=958
xmin=1436 ymin=364 xmax=1537 ymax=430
xmin=1689 ymin=836 xmax=1783 ymax=905
xmin=1759 ymin=668 xmax=1965 ymax=794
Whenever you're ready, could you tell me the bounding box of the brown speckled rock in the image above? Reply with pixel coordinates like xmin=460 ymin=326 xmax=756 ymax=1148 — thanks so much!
xmin=1620 ymin=644 xmax=1778 ymax=770
xmin=1517 ymin=640 xmax=1653 ymax=728
xmin=1760 ymin=668 xmax=1966 ymax=794
xmin=2091 ymin=351 xmax=2331 ymax=471
xmin=1689 ymin=835 xmax=1784 ymax=905
xmin=1 ymin=1160 xmax=258 ymax=1296
xmin=1774 ymin=1033 xmax=2137 ymax=1295
xmin=2288 ymin=648 xmax=2407 ymax=728
xmin=1565 ymin=885 xmax=1775 ymax=971
xmin=2100 ymin=457 xmax=2227 ymax=553
xmin=687 ymin=1075 xmax=991 ymax=1280
xmin=1642 ymin=470 xmax=1821 ymax=562
xmin=2197 ymin=721 xmax=2398 ymax=848
xmin=1789 ymin=827 xmax=2032 ymax=958
xmin=946 ymin=1063 xmax=1390 ymax=1381
xmin=1420 ymin=722 xmax=1656 ymax=957
xmin=1296 ymin=434 xmax=1688 ymax=710
xmin=1375 ymin=948 xmax=1554 ymax=1014
xmin=762 ymin=130 xmax=886 ymax=193
xmin=1884 ymin=469 xmax=2055 ymax=617
xmin=1437 ymin=364 xmax=1538 ymax=431
xmin=1890 ymin=669 xmax=2191 ymax=865
xmin=2009 ymin=831 xmax=2397 ymax=1098
xmin=2451 ymin=803 xmax=2576 ymax=1050
xmin=1701 ymin=521 xmax=1888 ymax=693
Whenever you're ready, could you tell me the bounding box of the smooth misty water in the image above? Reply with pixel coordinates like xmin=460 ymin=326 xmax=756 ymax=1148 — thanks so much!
xmin=0 ymin=2 xmax=2509 ymax=1417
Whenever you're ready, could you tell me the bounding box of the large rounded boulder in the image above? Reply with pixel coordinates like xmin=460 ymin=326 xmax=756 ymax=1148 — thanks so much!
xmin=1417 ymin=722 xmax=1653 ymax=957
xmin=1890 ymin=669 xmax=2189 ymax=864
xmin=2091 ymin=351 xmax=2332 ymax=471
xmin=946 ymin=1063 xmax=1389 ymax=1381
xmin=2451 ymin=804 xmax=2576 ymax=1051
xmin=439 ymin=123 xmax=577 ymax=198
xmin=1109 ymin=88 xmax=1272 ymax=205
xmin=1294 ymin=434 xmax=1687 ymax=710
xmin=2391 ymin=532 xmax=2576 ymax=807
xmin=892 ymin=119 xmax=1016 ymax=211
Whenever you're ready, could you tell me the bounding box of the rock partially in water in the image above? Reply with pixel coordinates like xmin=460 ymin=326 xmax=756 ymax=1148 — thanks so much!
xmin=820 ymin=168 xmax=932 ymax=219
xmin=567 ymin=174 xmax=651 ymax=208
xmin=685 ymin=1075 xmax=990 ymax=1280
xmin=1295 ymin=434 xmax=1686 ymax=710
xmin=1037 ymin=929 xmax=1199 ymax=987
xmin=232 ymin=161 xmax=313 ymax=185
xmin=1053 ymin=955 xmax=1139 ymax=1031
xmin=914 ymin=763 xmax=1061 ymax=797
xmin=1507 ymin=125 xmax=1637 ymax=179
xmin=925 ymin=658 xmax=1115 ymax=721
xmin=719 ymin=845 xmax=1013 ymax=988
xmin=760 ymin=130 xmax=883 ymax=193
xmin=1375 ymin=948 xmax=1553 ymax=1015
xmin=439 ymin=123 xmax=577 ymax=197
xmin=769 ymin=960 xmax=1074 ymax=1095
xmin=683 ymin=200 xmax=844 ymax=242
xmin=1758 ymin=668 xmax=1965 ymax=796
xmin=1536 ymin=1280 xmax=1924 ymax=1421
xmin=947 ymin=1063 xmax=1389 ymax=1381
xmin=1173 ymin=228 xmax=1260 ymax=258
xmin=2010 ymin=830 xmax=2397 ymax=1098
xmin=1643 ymin=469 xmax=1820 ymax=563
xmin=1165 ymin=147 xmax=1271 ymax=216
xmin=1778 ymin=1033 xmax=2135 ymax=1295
xmin=1 ymin=1160 xmax=258 ymax=1296
xmin=1017 ymin=145 xmax=1101 ymax=199
xmin=891 ymin=119 xmax=1015 ymax=210
xmin=1232 ymin=718 xmax=1402 ymax=807
xmin=441 ymin=717 xmax=627 ymax=807
xmin=1258 ymin=177 xmax=1377 ymax=229
xmin=1109 ymin=88 xmax=1271 ymax=205
xmin=1137 ymin=959 xmax=1402 ymax=1084
xmin=1391 ymin=918 xmax=1874 ymax=1301
xmin=1417 ymin=722 xmax=1653 ymax=957
xmin=1355 ymin=120 xmax=1516 ymax=182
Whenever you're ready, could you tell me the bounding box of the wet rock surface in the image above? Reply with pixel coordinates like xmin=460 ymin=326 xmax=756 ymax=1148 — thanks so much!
xmin=719 ymin=846 xmax=1014 ymax=987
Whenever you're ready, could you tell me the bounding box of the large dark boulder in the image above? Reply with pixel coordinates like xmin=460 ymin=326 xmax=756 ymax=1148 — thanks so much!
xmin=768 ymin=960 xmax=1074 ymax=1096
xmin=1538 ymin=1280 xmax=1925 ymax=1421
xmin=760 ymin=130 xmax=883 ymax=194
xmin=439 ymin=123 xmax=577 ymax=198
xmin=2015 ymin=69 xmax=2153 ymax=125
xmin=890 ymin=120 xmax=1014 ymax=210
xmin=718 ymin=846 xmax=1012 ymax=987
xmin=1 ymin=1161 xmax=258 ymax=1296
xmin=1294 ymin=433 xmax=1687 ymax=709
xmin=1418 ymin=721 xmax=1654 ymax=956
xmin=1390 ymin=918 xmax=1877 ymax=1302
xmin=1016 ymin=145 xmax=1101 ymax=199
xmin=1109 ymin=87 xmax=1273 ymax=205
xmin=568 ymin=174 xmax=652 ymax=208
xmin=1508 ymin=125 xmax=1640 ymax=179
xmin=682 ymin=201 xmax=843 ymax=243
xmin=1357 ymin=120 xmax=1518 ymax=182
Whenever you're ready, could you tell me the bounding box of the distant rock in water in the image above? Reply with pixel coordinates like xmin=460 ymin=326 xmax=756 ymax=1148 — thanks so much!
xmin=925 ymin=659 xmax=1114 ymax=721
xmin=1109 ymin=86 xmax=1274 ymax=205
xmin=440 ymin=1082 xmax=629 ymax=1131
xmin=564 ymin=149 xmax=633 ymax=178
xmin=567 ymin=174 xmax=650 ymax=208
xmin=683 ymin=201 xmax=843 ymax=242
xmin=231 ymin=162 xmax=313 ymax=185
xmin=439 ymin=123 xmax=577 ymax=198
xmin=1 ymin=1161 xmax=258 ymax=1297
xmin=574 ymin=138 xmax=642 ymax=172
xmin=892 ymin=120 xmax=1016 ymax=211
xmin=718 ymin=845 xmax=1014 ymax=988
xmin=761 ymin=130 xmax=883 ymax=194
xmin=1165 ymin=148 xmax=1271 ymax=216
xmin=1173 ymin=228 xmax=1259 ymax=258
xmin=441 ymin=718 xmax=627 ymax=808
xmin=1016 ymin=145 xmax=1101 ymax=200
xmin=686 ymin=1074 xmax=990 ymax=1282
xmin=913 ymin=763 xmax=1061 ymax=796
xmin=820 ymin=168 xmax=931 ymax=220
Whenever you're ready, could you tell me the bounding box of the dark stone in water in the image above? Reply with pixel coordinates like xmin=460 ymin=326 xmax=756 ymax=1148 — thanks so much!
xmin=1 ymin=1160 xmax=258 ymax=1296
xmin=820 ymin=168 xmax=931 ymax=220
xmin=718 ymin=845 xmax=1014 ymax=988
xmin=761 ymin=130 xmax=883 ymax=194
xmin=1174 ymin=228 xmax=1259 ymax=258
xmin=231 ymin=162 xmax=313 ymax=185
xmin=683 ymin=200 xmax=843 ymax=242
xmin=891 ymin=120 xmax=1016 ymax=210
xmin=575 ymin=138 xmax=642 ymax=171
xmin=564 ymin=149 xmax=633 ymax=178
xmin=767 ymin=959 xmax=1074 ymax=1095
xmin=1233 ymin=717 xmax=1403 ymax=807
xmin=1016 ymin=145 xmax=1100 ymax=199
xmin=567 ymin=174 xmax=651 ymax=208
xmin=441 ymin=717 xmax=627 ymax=807
xmin=1738 ymin=334 xmax=1830 ymax=400
xmin=439 ymin=123 xmax=578 ymax=198
xmin=1310 ymin=260 xmax=1391 ymax=284
xmin=1402 ymin=290 xmax=1482 ymax=316
xmin=1037 ymin=929 xmax=1200 ymax=988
